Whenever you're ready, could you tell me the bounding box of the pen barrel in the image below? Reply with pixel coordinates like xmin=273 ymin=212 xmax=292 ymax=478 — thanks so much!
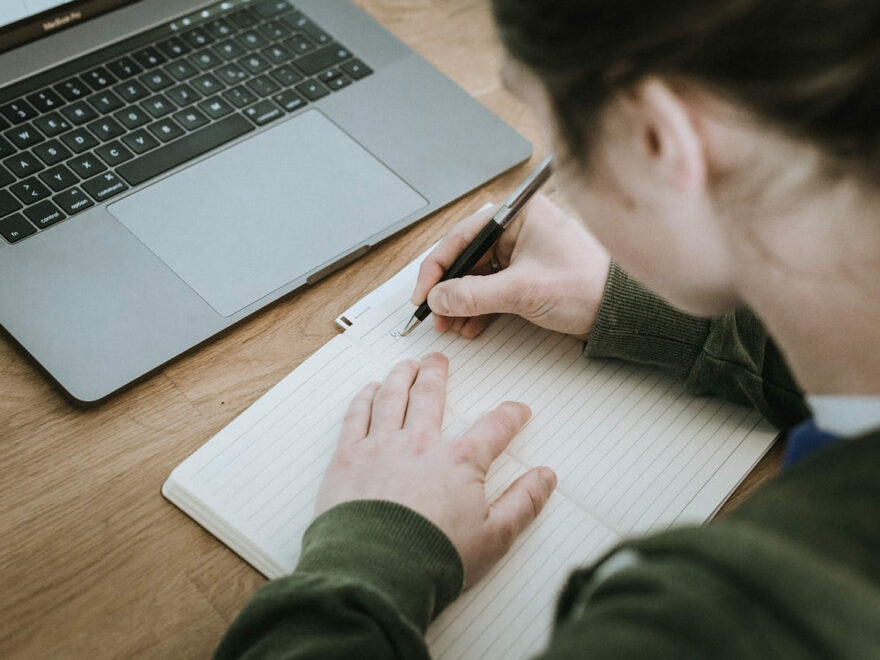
xmin=413 ymin=219 xmax=504 ymax=321
xmin=439 ymin=219 xmax=505 ymax=284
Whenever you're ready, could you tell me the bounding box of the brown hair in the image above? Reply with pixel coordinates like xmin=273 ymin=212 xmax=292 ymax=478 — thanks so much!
xmin=491 ymin=0 xmax=880 ymax=172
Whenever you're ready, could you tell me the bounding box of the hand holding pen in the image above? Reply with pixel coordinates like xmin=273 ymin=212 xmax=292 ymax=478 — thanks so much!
xmin=406 ymin=156 xmax=613 ymax=340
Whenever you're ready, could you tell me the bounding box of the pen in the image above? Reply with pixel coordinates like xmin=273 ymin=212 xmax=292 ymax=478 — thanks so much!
xmin=402 ymin=154 xmax=554 ymax=336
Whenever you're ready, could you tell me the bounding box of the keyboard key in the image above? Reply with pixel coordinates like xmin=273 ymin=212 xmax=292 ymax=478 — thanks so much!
xmin=214 ymin=39 xmax=246 ymax=60
xmin=206 ymin=18 xmax=235 ymax=40
xmin=166 ymin=59 xmax=199 ymax=81
xmin=340 ymin=59 xmax=373 ymax=81
xmin=253 ymin=0 xmax=291 ymax=18
xmin=117 ymin=114 xmax=253 ymax=186
xmin=317 ymin=68 xmax=343 ymax=84
xmin=239 ymin=53 xmax=272 ymax=75
xmin=0 ymin=213 xmax=36 ymax=243
xmin=283 ymin=34 xmax=315 ymax=56
xmin=0 ymin=164 xmax=12 ymax=187
xmin=66 ymin=153 xmax=106 ymax=178
xmin=33 ymin=112 xmax=71 ymax=137
xmin=122 ymin=129 xmax=159 ymax=154
xmin=282 ymin=12 xmax=331 ymax=45
xmin=198 ymin=96 xmax=233 ymax=119
xmin=166 ymin=83 xmax=201 ymax=107
xmin=294 ymin=79 xmax=330 ymax=101
xmin=0 ymin=189 xmax=22 ymax=217
xmin=115 ymin=79 xmax=151 ymax=103
xmin=157 ymin=37 xmax=191 ymax=60
xmin=191 ymin=73 xmax=224 ymax=96
xmin=214 ymin=62 xmax=248 ymax=85
xmin=3 ymin=152 xmax=44 ymax=177
xmin=10 ymin=177 xmax=51 ymax=204
xmin=114 ymin=105 xmax=151 ymax=130
xmin=6 ymin=123 xmax=44 ymax=149
xmin=270 ymin=64 xmax=304 ymax=87
xmin=86 ymin=117 xmax=125 ymax=141
xmin=0 ymin=100 xmax=38 ymax=125
xmin=82 ymin=67 xmax=117 ymax=91
xmin=55 ymin=78 xmax=90 ymax=102
xmin=141 ymin=95 xmax=175 ymax=118
xmin=82 ymin=171 xmax=128 ymax=202
xmin=243 ymin=100 xmax=283 ymax=126
xmin=39 ymin=164 xmax=78 ymax=192
xmin=24 ymin=200 xmax=65 ymax=228
xmin=133 ymin=47 xmax=167 ymax=69
xmin=107 ymin=56 xmax=143 ymax=80
xmin=182 ymin=27 xmax=214 ymax=49
xmin=87 ymin=90 xmax=124 ymax=114
xmin=173 ymin=107 xmax=209 ymax=131
xmin=148 ymin=118 xmax=184 ymax=143
xmin=237 ymin=30 xmax=266 ymax=50
xmin=0 ymin=116 xmax=8 ymax=131
xmin=53 ymin=186 xmax=94 ymax=215
xmin=229 ymin=8 xmax=258 ymax=29
xmin=190 ymin=48 xmax=222 ymax=71
xmin=246 ymin=75 xmax=280 ymax=98
xmin=262 ymin=43 xmax=292 ymax=65
xmin=60 ymin=128 xmax=99 ymax=154
xmin=61 ymin=101 xmax=98 ymax=125
xmin=26 ymin=89 xmax=65 ymax=113
xmin=33 ymin=139 xmax=72 ymax=166
xmin=327 ymin=75 xmax=352 ymax=91
xmin=294 ymin=43 xmax=353 ymax=75
xmin=223 ymin=85 xmax=257 ymax=108
xmin=95 ymin=141 xmax=134 ymax=166
xmin=140 ymin=70 xmax=175 ymax=92
xmin=272 ymin=89 xmax=307 ymax=112
xmin=261 ymin=20 xmax=291 ymax=41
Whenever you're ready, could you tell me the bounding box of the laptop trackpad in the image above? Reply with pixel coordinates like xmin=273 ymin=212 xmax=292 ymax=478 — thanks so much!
xmin=108 ymin=110 xmax=427 ymax=317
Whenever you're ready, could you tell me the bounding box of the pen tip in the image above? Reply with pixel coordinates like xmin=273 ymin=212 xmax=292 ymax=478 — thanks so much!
xmin=402 ymin=317 xmax=420 ymax=337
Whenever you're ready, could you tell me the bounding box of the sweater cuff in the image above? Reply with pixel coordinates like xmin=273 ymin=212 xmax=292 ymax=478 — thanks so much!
xmin=296 ymin=500 xmax=464 ymax=632
xmin=585 ymin=262 xmax=712 ymax=380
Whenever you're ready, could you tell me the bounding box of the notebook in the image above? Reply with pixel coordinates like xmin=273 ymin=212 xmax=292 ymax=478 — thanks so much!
xmin=163 ymin=247 xmax=777 ymax=659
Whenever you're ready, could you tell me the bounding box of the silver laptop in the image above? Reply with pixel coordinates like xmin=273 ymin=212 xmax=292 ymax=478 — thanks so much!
xmin=0 ymin=0 xmax=530 ymax=403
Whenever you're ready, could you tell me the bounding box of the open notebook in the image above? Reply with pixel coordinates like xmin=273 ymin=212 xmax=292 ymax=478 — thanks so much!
xmin=163 ymin=251 xmax=777 ymax=659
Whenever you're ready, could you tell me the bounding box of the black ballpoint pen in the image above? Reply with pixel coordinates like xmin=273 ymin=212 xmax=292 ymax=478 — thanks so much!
xmin=402 ymin=155 xmax=554 ymax=336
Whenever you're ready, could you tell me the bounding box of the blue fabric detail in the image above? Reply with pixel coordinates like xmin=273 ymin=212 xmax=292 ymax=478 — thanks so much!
xmin=783 ymin=419 xmax=839 ymax=470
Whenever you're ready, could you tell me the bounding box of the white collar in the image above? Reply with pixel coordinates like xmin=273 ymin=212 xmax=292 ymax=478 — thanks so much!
xmin=806 ymin=395 xmax=880 ymax=438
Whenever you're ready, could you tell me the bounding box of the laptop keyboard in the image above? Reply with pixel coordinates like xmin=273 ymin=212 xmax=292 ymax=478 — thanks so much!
xmin=0 ymin=0 xmax=373 ymax=245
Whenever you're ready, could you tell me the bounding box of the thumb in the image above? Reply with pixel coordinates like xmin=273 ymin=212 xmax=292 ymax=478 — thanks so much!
xmin=427 ymin=270 xmax=523 ymax=318
xmin=489 ymin=467 xmax=556 ymax=551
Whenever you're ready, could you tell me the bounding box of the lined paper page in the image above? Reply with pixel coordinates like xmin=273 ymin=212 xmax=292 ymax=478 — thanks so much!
xmin=348 ymin=290 xmax=776 ymax=536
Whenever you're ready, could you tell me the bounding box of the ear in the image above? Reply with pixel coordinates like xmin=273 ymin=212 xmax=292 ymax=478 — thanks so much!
xmin=632 ymin=78 xmax=706 ymax=192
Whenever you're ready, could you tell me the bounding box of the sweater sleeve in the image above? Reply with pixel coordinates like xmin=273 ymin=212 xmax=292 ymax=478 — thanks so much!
xmin=585 ymin=263 xmax=809 ymax=429
xmin=215 ymin=500 xmax=463 ymax=660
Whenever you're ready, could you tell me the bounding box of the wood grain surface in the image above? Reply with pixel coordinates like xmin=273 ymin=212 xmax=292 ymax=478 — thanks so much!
xmin=0 ymin=2 xmax=780 ymax=656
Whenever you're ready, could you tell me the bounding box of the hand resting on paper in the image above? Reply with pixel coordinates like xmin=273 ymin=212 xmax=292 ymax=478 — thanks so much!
xmin=314 ymin=352 xmax=557 ymax=587
xmin=411 ymin=193 xmax=611 ymax=339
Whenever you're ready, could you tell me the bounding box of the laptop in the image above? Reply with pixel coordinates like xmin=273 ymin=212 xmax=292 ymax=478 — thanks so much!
xmin=0 ymin=0 xmax=531 ymax=404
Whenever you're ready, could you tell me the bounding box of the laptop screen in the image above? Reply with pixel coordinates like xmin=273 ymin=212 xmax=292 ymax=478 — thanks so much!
xmin=0 ymin=0 xmax=140 ymax=54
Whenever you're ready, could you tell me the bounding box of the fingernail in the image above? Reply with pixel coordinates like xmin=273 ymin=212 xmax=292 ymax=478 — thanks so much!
xmin=540 ymin=467 xmax=557 ymax=491
xmin=428 ymin=288 xmax=448 ymax=315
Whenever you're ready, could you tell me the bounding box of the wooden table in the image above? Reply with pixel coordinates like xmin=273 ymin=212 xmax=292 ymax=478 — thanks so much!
xmin=0 ymin=2 xmax=781 ymax=656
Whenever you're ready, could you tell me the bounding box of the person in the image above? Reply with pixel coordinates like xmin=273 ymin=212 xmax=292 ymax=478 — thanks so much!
xmin=217 ymin=0 xmax=880 ymax=657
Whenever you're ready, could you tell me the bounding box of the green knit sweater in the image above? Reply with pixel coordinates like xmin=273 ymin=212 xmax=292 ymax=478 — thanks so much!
xmin=216 ymin=264 xmax=880 ymax=659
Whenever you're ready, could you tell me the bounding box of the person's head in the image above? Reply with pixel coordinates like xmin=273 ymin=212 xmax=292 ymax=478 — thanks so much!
xmin=492 ymin=0 xmax=880 ymax=316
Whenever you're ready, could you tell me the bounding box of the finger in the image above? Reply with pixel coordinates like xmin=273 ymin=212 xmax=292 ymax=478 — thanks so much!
xmin=434 ymin=315 xmax=454 ymax=333
xmin=403 ymin=353 xmax=449 ymax=433
xmin=411 ymin=205 xmax=500 ymax=305
xmin=450 ymin=316 xmax=466 ymax=334
xmin=460 ymin=401 xmax=531 ymax=471
xmin=489 ymin=467 xmax=557 ymax=549
xmin=339 ymin=382 xmax=381 ymax=444
xmin=426 ymin=269 xmax=524 ymax=319
xmin=459 ymin=314 xmax=497 ymax=339
xmin=371 ymin=359 xmax=419 ymax=433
